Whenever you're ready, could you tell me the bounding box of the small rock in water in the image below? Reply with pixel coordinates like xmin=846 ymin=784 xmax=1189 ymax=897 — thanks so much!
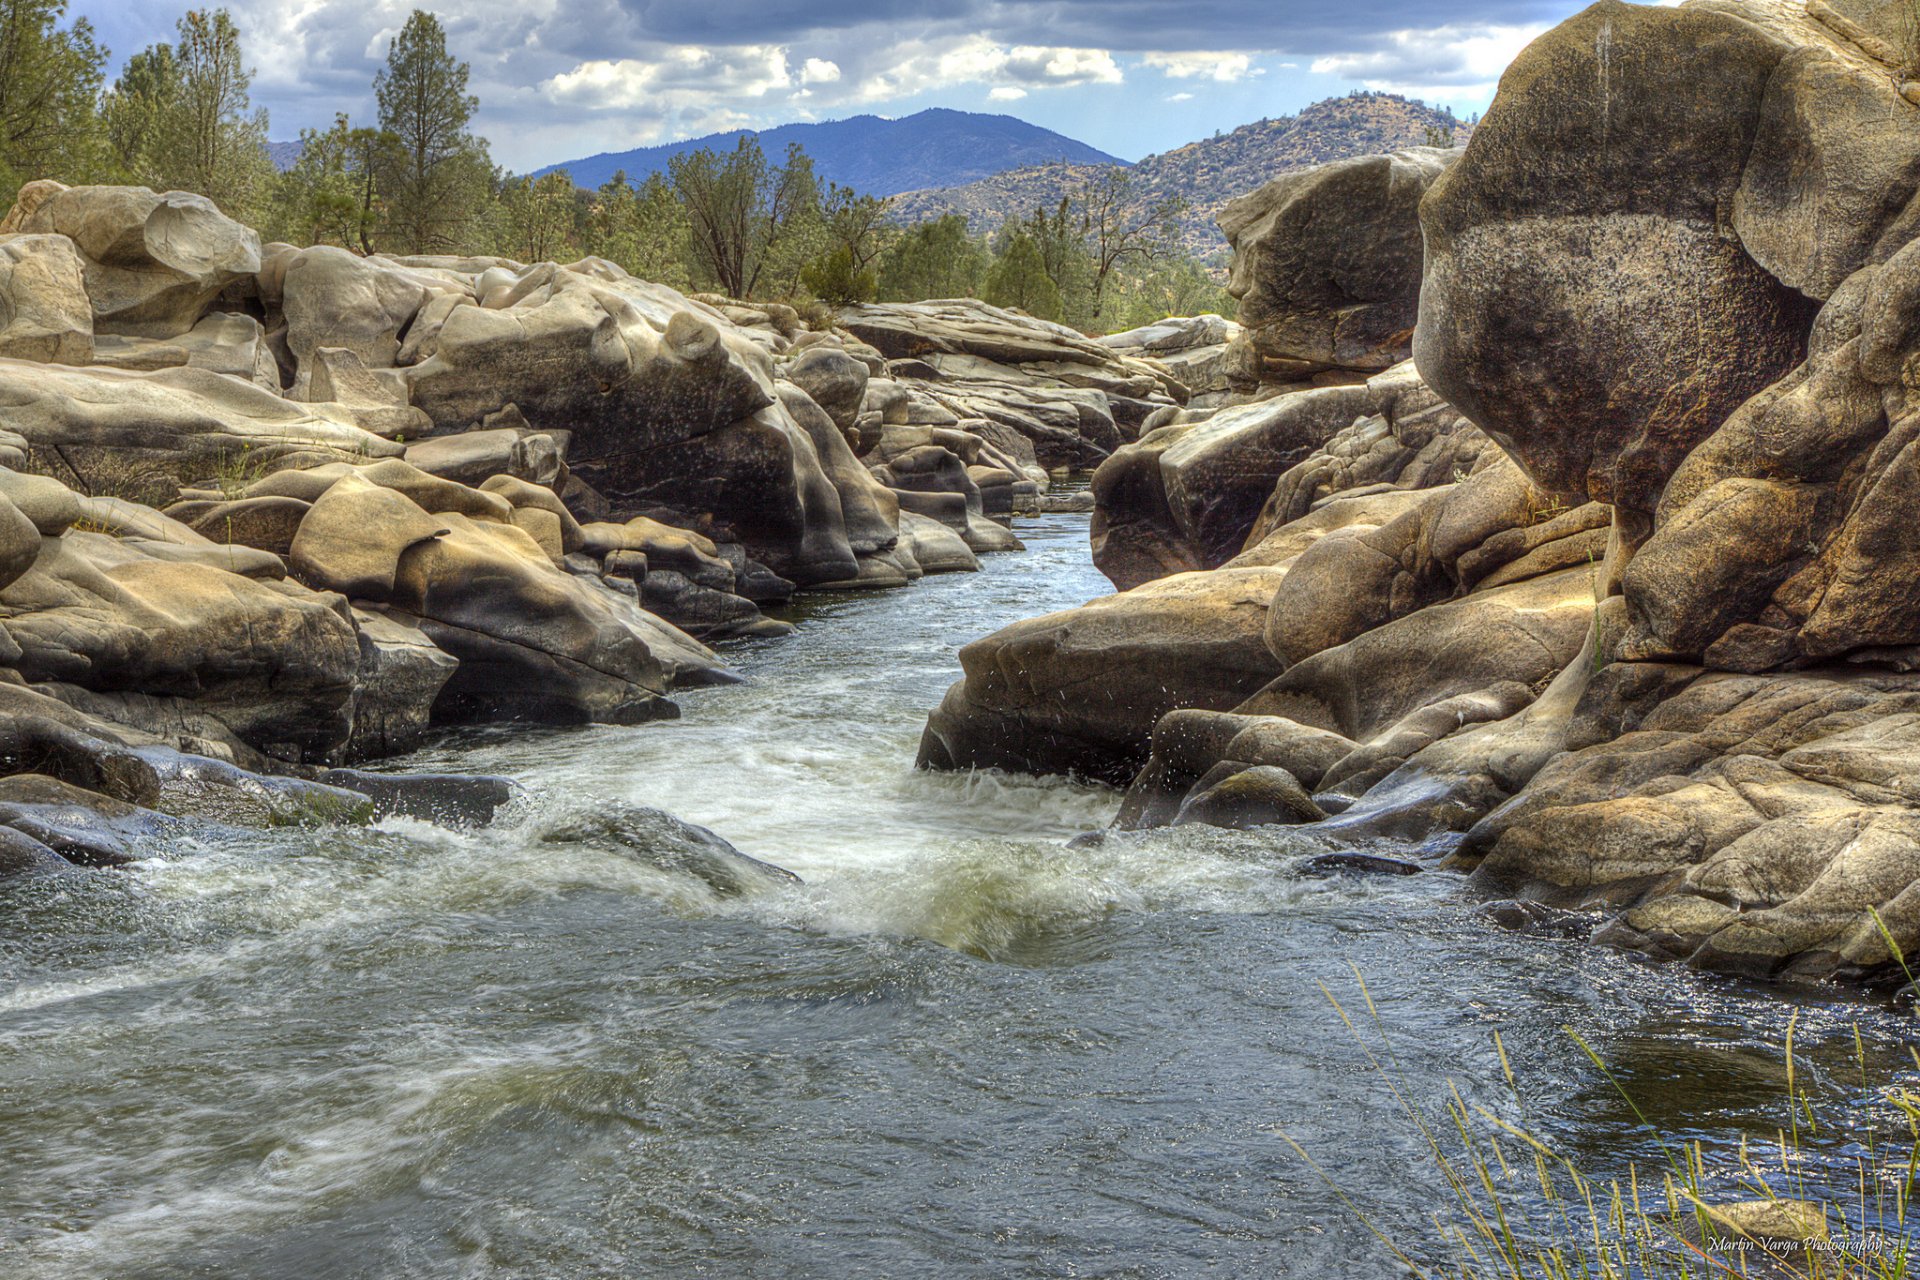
xmin=319 ymin=769 xmax=519 ymax=828
xmin=1297 ymin=851 xmax=1421 ymax=878
xmin=1478 ymin=898 xmax=1596 ymax=940
xmin=539 ymin=804 xmax=801 ymax=898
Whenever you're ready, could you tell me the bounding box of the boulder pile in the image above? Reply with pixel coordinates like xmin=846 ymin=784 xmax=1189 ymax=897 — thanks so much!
xmin=922 ymin=0 xmax=1920 ymax=986
xmin=0 ymin=181 xmax=1177 ymax=870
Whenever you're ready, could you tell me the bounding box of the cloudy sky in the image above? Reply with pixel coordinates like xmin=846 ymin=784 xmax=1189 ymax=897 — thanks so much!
xmin=82 ymin=0 xmax=1593 ymax=171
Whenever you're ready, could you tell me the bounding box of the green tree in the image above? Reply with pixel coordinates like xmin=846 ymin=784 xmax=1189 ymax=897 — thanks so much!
xmin=102 ymin=43 xmax=177 ymax=184
xmin=877 ymin=215 xmax=985 ymax=301
xmin=171 ymin=9 xmax=269 ymax=213
xmin=375 ymin=9 xmax=488 ymax=253
xmin=800 ymin=245 xmax=875 ymax=305
xmin=669 ymin=136 xmax=819 ymax=300
xmin=584 ymin=170 xmax=690 ymax=288
xmin=105 ymin=10 xmax=272 ymax=217
xmin=265 ymin=113 xmax=395 ymax=251
xmin=1077 ymin=168 xmax=1185 ymax=323
xmin=499 ymin=168 xmax=581 ymax=263
xmin=983 ymin=231 xmax=1063 ymax=322
xmin=1019 ymin=197 xmax=1094 ymax=325
xmin=1103 ymin=255 xmax=1236 ymax=333
xmin=0 ymin=0 xmax=109 ymax=199
xmin=819 ymin=182 xmax=892 ymax=275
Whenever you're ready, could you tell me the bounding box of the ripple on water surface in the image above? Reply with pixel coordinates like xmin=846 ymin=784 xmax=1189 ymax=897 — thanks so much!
xmin=0 ymin=514 xmax=1914 ymax=1278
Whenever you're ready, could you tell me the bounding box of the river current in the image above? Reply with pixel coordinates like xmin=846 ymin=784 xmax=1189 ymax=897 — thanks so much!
xmin=1 ymin=511 xmax=1913 ymax=1277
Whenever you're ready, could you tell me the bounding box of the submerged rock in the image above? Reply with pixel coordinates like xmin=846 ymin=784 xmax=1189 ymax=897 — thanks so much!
xmin=537 ymin=804 xmax=801 ymax=898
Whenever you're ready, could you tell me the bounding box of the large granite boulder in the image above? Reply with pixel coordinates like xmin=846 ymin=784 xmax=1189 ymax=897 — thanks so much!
xmin=389 ymin=514 xmax=717 ymax=725
xmin=0 ymin=528 xmax=363 ymax=761
xmin=1459 ymin=666 xmax=1920 ymax=984
xmin=277 ymin=246 xmax=440 ymax=392
xmin=917 ymin=566 xmax=1285 ymax=783
xmin=1 ymin=183 xmax=260 ymax=337
xmin=0 ymin=234 xmax=92 ymax=364
xmin=1089 ymin=383 xmax=1371 ymax=589
xmin=0 ymin=359 xmax=401 ymax=499
xmin=1413 ymin=0 xmax=1826 ymax=526
xmin=1221 ymin=147 xmax=1458 ymax=382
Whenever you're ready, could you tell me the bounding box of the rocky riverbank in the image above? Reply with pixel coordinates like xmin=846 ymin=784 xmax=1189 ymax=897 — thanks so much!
xmin=0 ymin=178 xmax=1206 ymax=873
xmin=920 ymin=0 xmax=1920 ymax=987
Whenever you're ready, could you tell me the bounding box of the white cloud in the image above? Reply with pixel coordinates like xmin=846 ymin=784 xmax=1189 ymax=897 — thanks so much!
xmin=544 ymin=45 xmax=795 ymax=110
xmin=1309 ymin=22 xmax=1547 ymax=100
xmin=989 ymin=86 xmax=1028 ymax=101
xmin=1142 ymin=51 xmax=1260 ymax=82
xmin=855 ymin=37 xmax=1122 ymax=101
xmin=801 ymin=57 xmax=841 ymax=84
xmin=1165 ymin=91 xmax=1195 ymax=102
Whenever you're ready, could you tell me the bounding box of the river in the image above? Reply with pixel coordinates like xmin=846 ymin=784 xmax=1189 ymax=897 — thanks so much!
xmin=0 ymin=510 xmax=1912 ymax=1277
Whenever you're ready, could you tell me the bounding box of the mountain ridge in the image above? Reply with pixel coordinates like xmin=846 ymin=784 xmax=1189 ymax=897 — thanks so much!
xmin=532 ymin=108 xmax=1129 ymax=196
xmin=888 ymin=94 xmax=1472 ymax=258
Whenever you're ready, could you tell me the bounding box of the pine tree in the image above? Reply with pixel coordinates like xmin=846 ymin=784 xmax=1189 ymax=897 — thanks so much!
xmin=0 ymin=0 xmax=109 ymax=199
xmin=499 ymin=169 xmax=580 ymax=263
xmin=170 ymin=9 xmax=270 ymax=214
xmin=104 ymin=9 xmax=272 ymax=218
xmin=584 ymin=170 xmax=690 ymax=289
xmin=878 ymin=215 xmax=985 ymax=301
xmin=984 ymin=231 xmax=1063 ymax=322
xmin=375 ymin=9 xmax=488 ymax=253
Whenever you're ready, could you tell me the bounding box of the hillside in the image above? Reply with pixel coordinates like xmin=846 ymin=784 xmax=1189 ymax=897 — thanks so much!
xmin=535 ymin=108 xmax=1128 ymax=196
xmin=889 ymin=93 xmax=1473 ymax=258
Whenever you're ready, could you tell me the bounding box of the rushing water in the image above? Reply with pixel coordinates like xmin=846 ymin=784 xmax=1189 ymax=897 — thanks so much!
xmin=1 ymin=511 xmax=1916 ymax=1278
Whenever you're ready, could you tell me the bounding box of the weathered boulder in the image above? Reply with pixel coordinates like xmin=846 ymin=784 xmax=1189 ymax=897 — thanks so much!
xmin=290 ymin=471 xmax=450 ymax=600
xmin=389 ymin=513 xmax=721 ymax=724
xmin=405 ymin=427 xmax=564 ymax=488
xmin=917 ymin=566 xmax=1285 ymax=783
xmin=1459 ymin=666 xmax=1920 ymax=984
xmin=839 ymin=298 xmax=1179 ymax=467
xmin=406 ymin=266 xmax=772 ymax=463
xmin=277 ymin=245 xmax=435 ymax=388
xmin=784 ymin=346 xmax=869 ymax=435
xmin=1413 ymin=0 xmax=1824 ymax=523
xmin=0 ymin=359 xmax=401 ymax=499
xmin=0 ymin=234 xmax=91 ymax=364
xmin=2 ymin=183 xmax=261 ymax=337
xmin=1091 ymin=384 xmax=1371 ymax=588
xmin=1621 ymin=238 xmax=1920 ymax=669
xmin=344 ymin=607 xmax=457 ymax=759
xmin=1173 ymin=764 xmax=1327 ymax=830
xmin=0 ymin=529 xmax=363 ymax=760
xmin=91 ymin=311 xmax=281 ymax=388
xmin=1238 ymin=568 xmax=1595 ymax=744
xmin=1221 ymin=148 xmax=1456 ymax=381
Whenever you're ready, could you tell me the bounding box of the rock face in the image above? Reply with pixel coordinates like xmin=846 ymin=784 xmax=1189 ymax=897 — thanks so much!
xmin=1413 ymin=1 xmax=1823 ymax=525
xmin=1222 ymin=147 xmax=1457 ymax=385
xmin=921 ymin=0 xmax=1920 ymax=987
xmin=1089 ymin=382 xmax=1373 ymax=589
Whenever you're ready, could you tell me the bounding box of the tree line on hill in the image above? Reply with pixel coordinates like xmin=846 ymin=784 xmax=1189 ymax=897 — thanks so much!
xmin=0 ymin=0 xmax=1233 ymax=333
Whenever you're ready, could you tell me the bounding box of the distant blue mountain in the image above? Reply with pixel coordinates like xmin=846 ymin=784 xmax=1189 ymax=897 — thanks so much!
xmin=533 ymin=108 xmax=1129 ymax=195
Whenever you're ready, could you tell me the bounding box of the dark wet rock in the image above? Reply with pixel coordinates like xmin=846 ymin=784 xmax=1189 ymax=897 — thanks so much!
xmin=538 ymin=804 xmax=801 ymax=898
xmin=1299 ymin=852 xmax=1421 ymax=878
xmin=1172 ymin=763 xmax=1327 ymax=830
xmin=318 ymin=769 xmax=518 ymax=828
xmin=0 ymin=825 xmax=70 ymax=877
xmin=0 ymin=773 xmax=174 ymax=866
